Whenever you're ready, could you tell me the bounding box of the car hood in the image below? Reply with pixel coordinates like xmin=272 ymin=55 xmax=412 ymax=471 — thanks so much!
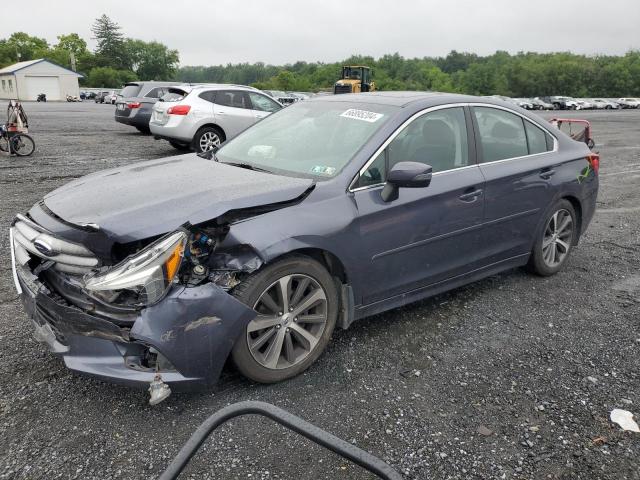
xmin=43 ymin=154 xmax=313 ymax=242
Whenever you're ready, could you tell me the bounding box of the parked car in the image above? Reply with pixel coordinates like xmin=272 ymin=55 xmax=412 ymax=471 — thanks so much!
xmin=541 ymin=96 xmax=579 ymax=110
xmin=115 ymin=81 xmax=183 ymax=134
xmin=575 ymin=99 xmax=594 ymax=110
xmin=105 ymin=91 xmax=118 ymax=104
xmin=85 ymin=91 xmax=96 ymax=100
xmin=290 ymin=92 xmax=311 ymax=101
xmin=150 ymin=84 xmax=283 ymax=152
xmin=512 ymin=98 xmax=534 ymax=110
xmin=10 ymin=93 xmax=599 ymax=392
xmin=591 ymin=98 xmax=619 ymax=109
xmin=264 ymin=90 xmax=298 ymax=106
xmin=94 ymin=91 xmax=109 ymax=103
xmin=617 ymin=98 xmax=640 ymax=109
xmin=531 ymin=97 xmax=554 ymax=110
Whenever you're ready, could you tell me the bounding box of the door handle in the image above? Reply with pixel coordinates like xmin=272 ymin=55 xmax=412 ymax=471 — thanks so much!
xmin=458 ymin=189 xmax=483 ymax=202
xmin=540 ymin=169 xmax=556 ymax=180
xmin=217 ymin=111 xmax=225 ymax=115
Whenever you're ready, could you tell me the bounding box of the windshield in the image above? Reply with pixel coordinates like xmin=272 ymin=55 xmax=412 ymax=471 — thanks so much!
xmin=217 ymin=101 xmax=399 ymax=179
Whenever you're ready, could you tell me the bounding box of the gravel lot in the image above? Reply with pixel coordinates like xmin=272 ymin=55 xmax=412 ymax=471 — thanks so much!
xmin=0 ymin=102 xmax=639 ymax=480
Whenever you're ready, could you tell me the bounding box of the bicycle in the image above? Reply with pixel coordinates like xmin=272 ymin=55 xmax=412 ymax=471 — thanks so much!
xmin=0 ymin=123 xmax=35 ymax=156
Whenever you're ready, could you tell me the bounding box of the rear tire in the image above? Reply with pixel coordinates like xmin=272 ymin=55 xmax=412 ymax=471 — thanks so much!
xmin=527 ymin=200 xmax=577 ymax=276
xmin=135 ymin=126 xmax=151 ymax=134
xmin=192 ymin=126 xmax=224 ymax=153
xmin=169 ymin=141 xmax=191 ymax=151
xmin=231 ymin=256 xmax=338 ymax=383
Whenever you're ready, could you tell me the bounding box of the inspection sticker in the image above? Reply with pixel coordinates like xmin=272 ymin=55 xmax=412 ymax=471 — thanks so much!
xmin=340 ymin=109 xmax=384 ymax=123
xmin=311 ymin=165 xmax=337 ymax=176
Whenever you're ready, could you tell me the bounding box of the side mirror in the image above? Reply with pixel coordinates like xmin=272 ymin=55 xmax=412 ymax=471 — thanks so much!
xmin=381 ymin=161 xmax=432 ymax=202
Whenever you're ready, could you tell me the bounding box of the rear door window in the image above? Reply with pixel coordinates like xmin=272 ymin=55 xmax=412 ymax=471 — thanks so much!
xmin=215 ymin=90 xmax=251 ymax=109
xmin=473 ymin=107 xmax=528 ymax=162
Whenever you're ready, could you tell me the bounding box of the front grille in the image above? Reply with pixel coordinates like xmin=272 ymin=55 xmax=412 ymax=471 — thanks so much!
xmin=12 ymin=214 xmax=99 ymax=275
xmin=334 ymin=85 xmax=352 ymax=94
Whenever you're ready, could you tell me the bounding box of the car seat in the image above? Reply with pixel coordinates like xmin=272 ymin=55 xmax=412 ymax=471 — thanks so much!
xmin=410 ymin=119 xmax=456 ymax=172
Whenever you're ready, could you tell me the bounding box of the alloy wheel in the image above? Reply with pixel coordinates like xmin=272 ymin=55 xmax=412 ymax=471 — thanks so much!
xmin=247 ymin=274 xmax=328 ymax=370
xmin=542 ymin=209 xmax=573 ymax=268
xmin=199 ymin=131 xmax=221 ymax=152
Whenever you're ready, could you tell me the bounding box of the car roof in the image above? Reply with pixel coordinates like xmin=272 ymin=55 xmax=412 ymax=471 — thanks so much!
xmin=307 ymin=91 xmax=499 ymax=108
xmin=125 ymin=81 xmax=181 ymax=87
xmin=189 ymin=83 xmax=261 ymax=91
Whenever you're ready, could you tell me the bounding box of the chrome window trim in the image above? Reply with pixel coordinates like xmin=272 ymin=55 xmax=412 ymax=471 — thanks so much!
xmin=348 ymin=102 xmax=558 ymax=193
xmin=348 ymin=103 xmax=469 ymax=192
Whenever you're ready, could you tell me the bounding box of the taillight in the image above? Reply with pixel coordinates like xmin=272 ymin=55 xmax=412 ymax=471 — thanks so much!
xmin=126 ymin=102 xmax=141 ymax=109
xmin=587 ymin=153 xmax=600 ymax=174
xmin=167 ymin=105 xmax=191 ymax=115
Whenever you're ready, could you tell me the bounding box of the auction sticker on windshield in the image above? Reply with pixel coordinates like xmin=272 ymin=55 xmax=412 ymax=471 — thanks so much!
xmin=340 ymin=109 xmax=384 ymax=123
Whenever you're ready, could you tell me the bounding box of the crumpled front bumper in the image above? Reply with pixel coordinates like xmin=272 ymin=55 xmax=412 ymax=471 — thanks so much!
xmin=11 ymin=232 xmax=256 ymax=390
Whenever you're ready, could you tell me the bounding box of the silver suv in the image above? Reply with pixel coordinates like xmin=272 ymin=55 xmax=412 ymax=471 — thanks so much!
xmin=150 ymin=84 xmax=283 ymax=152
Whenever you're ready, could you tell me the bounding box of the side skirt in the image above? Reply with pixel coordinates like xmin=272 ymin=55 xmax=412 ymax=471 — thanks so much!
xmin=353 ymin=253 xmax=530 ymax=322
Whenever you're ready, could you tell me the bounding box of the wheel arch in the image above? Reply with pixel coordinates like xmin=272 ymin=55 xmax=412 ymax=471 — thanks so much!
xmin=261 ymin=247 xmax=355 ymax=330
xmin=194 ymin=123 xmax=227 ymax=141
xmin=285 ymin=248 xmax=349 ymax=284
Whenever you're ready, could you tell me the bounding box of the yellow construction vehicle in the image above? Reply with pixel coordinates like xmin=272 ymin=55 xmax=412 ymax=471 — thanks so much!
xmin=333 ymin=66 xmax=376 ymax=94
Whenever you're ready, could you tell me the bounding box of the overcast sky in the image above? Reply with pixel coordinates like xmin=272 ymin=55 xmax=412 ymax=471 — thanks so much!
xmin=5 ymin=0 xmax=640 ymax=66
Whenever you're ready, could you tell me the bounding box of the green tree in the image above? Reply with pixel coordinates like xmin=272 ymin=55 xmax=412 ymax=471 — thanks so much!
xmin=55 ymin=33 xmax=88 ymax=58
xmin=124 ymin=39 xmax=179 ymax=80
xmin=91 ymin=14 xmax=126 ymax=69
xmin=87 ymin=66 xmax=137 ymax=88
xmin=4 ymin=32 xmax=49 ymax=62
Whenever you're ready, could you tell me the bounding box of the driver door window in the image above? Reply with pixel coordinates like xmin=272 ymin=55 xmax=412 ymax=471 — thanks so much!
xmin=356 ymin=107 xmax=469 ymax=188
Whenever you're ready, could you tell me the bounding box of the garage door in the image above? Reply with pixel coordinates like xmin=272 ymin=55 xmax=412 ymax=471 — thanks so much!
xmin=25 ymin=76 xmax=60 ymax=101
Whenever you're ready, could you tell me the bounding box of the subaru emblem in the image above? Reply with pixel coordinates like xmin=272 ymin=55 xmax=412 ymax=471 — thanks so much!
xmin=33 ymin=239 xmax=56 ymax=257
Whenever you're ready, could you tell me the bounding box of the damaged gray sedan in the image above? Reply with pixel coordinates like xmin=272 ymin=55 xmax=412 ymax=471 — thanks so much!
xmin=10 ymin=92 xmax=598 ymax=397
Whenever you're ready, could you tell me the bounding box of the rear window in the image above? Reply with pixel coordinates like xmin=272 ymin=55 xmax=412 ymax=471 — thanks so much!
xmin=120 ymin=84 xmax=142 ymax=97
xmin=160 ymin=88 xmax=188 ymax=102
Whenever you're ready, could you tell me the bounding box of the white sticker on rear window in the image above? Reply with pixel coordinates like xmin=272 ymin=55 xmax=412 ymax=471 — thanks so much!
xmin=340 ymin=109 xmax=384 ymax=123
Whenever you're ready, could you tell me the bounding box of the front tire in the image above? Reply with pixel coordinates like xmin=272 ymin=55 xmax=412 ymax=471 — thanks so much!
xmin=231 ymin=256 xmax=338 ymax=383
xmin=527 ymin=200 xmax=577 ymax=276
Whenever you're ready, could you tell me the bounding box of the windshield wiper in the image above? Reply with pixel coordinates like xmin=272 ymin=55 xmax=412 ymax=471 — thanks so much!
xmin=222 ymin=162 xmax=273 ymax=174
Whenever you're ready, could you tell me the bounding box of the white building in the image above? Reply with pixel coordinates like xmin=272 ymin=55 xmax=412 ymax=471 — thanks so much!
xmin=0 ymin=59 xmax=83 ymax=101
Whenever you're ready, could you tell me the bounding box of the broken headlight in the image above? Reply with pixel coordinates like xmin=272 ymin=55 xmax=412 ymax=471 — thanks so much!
xmin=83 ymin=231 xmax=187 ymax=307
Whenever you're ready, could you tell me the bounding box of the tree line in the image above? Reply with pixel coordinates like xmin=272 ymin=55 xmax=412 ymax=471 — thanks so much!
xmin=178 ymin=51 xmax=640 ymax=97
xmin=0 ymin=15 xmax=179 ymax=88
xmin=1 ymin=18 xmax=639 ymax=96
